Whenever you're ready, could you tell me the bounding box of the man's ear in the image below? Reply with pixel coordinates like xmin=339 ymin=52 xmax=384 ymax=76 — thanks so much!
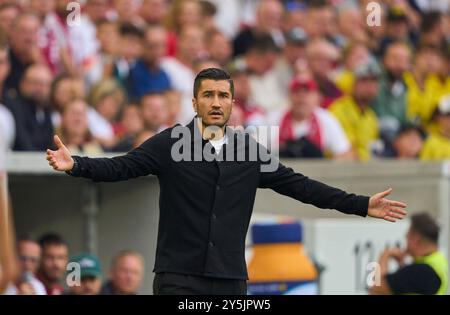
xmin=192 ymin=98 xmax=197 ymax=113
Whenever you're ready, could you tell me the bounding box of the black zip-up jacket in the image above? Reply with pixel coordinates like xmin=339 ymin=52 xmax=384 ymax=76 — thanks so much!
xmin=68 ymin=118 xmax=369 ymax=280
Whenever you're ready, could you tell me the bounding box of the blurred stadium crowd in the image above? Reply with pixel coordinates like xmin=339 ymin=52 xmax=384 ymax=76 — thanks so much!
xmin=4 ymin=233 xmax=145 ymax=295
xmin=0 ymin=0 xmax=449 ymax=160
xmin=1 ymin=0 xmax=449 ymax=296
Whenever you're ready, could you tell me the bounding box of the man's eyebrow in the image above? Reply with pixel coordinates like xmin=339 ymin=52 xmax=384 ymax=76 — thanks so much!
xmin=201 ymin=90 xmax=230 ymax=95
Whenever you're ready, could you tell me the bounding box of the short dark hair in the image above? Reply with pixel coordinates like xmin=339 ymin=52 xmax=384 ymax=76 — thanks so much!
xmin=421 ymin=11 xmax=442 ymax=33
xmin=38 ymin=233 xmax=67 ymax=249
xmin=247 ymin=34 xmax=279 ymax=55
xmin=193 ymin=67 xmax=234 ymax=99
xmin=410 ymin=213 xmax=440 ymax=244
xmin=17 ymin=234 xmax=38 ymax=246
xmin=119 ymin=23 xmax=144 ymax=39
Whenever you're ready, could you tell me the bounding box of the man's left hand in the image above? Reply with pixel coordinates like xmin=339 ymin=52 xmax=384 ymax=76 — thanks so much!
xmin=368 ymin=188 xmax=407 ymax=222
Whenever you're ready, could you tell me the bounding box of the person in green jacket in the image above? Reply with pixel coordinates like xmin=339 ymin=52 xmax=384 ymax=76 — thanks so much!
xmin=372 ymin=41 xmax=412 ymax=143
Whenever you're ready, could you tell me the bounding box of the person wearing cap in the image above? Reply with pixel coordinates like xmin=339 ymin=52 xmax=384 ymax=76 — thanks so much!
xmin=271 ymin=76 xmax=353 ymax=159
xmin=377 ymin=6 xmax=419 ymax=57
xmin=370 ymin=213 xmax=448 ymax=295
xmin=420 ymin=95 xmax=450 ymax=160
xmin=329 ymin=59 xmax=381 ymax=160
xmin=66 ymin=253 xmax=102 ymax=295
xmin=273 ymin=27 xmax=309 ymax=101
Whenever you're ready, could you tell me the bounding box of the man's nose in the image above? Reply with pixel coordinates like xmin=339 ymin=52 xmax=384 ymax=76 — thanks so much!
xmin=212 ymin=95 xmax=221 ymax=108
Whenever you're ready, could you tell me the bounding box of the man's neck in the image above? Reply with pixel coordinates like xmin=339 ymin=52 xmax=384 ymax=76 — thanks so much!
xmin=439 ymin=126 xmax=450 ymax=139
xmin=353 ymin=96 xmax=368 ymax=111
xmin=412 ymin=68 xmax=426 ymax=87
xmin=291 ymin=111 xmax=309 ymax=123
xmin=66 ymin=133 xmax=85 ymax=146
xmin=414 ymin=245 xmax=438 ymax=258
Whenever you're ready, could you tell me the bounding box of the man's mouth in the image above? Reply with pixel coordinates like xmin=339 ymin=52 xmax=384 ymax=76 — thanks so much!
xmin=209 ymin=111 xmax=223 ymax=118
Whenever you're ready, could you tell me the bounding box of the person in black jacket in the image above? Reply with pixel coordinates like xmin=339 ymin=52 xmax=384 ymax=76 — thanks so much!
xmin=46 ymin=68 xmax=407 ymax=295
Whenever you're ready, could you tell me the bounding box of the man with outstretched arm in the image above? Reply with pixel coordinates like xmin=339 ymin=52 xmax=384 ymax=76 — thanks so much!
xmin=46 ymin=68 xmax=407 ymax=295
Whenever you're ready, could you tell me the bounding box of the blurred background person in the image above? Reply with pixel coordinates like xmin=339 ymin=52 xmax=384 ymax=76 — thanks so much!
xmin=57 ymin=99 xmax=104 ymax=156
xmin=127 ymin=25 xmax=172 ymax=101
xmin=418 ymin=11 xmax=447 ymax=50
xmin=420 ymin=95 xmax=450 ymax=160
xmin=37 ymin=233 xmax=69 ymax=295
xmin=65 ymin=253 xmax=102 ymax=295
xmin=6 ymin=236 xmax=46 ymax=295
xmin=228 ymin=64 xmax=266 ymax=128
xmin=110 ymin=103 xmax=145 ymax=152
xmin=50 ymin=74 xmax=85 ymax=128
xmin=88 ymin=79 xmax=126 ymax=144
xmin=205 ymin=29 xmax=232 ymax=68
xmin=0 ymin=2 xmax=19 ymax=37
xmin=377 ymin=7 xmax=419 ymax=57
xmin=86 ymin=19 xmax=120 ymax=88
xmin=271 ymin=77 xmax=352 ymax=159
xmin=306 ymin=38 xmax=343 ymax=109
xmin=139 ymin=0 xmax=169 ymax=26
xmin=4 ymin=13 xmax=42 ymax=99
xmin=337 ymin=5 xmax=368 ymax=46
xmin=272 ymin=26 xmax=309 ymax=102
xmin=140 ymin=93 xmax=169 ymax=133
xmin=370 ymin=213 xmax=448 ymax=295
xmin=0 ymin=34 xmax=15 ymax=149
xmin=114 ymin=23 xmax=144 ymax=88
xmin=164 ymin=90 xmax=182 ymax=127
xmin=381 ymin=124 xmax=425 ymax=159
xmin=101 ymin=250 xmax=145 ymax=295
xmin=372 ymin=41 xmax=412 ymax=144
xmin=329 ymin=59 xmax=381 ymax=161
xmin=405 ymin=45 xmax=446 ymax=127
xmin=9 ymin=63 xmax=54 ymax=151
xmin=236 ymin=34 xmax=282 ymax=113
xmin=114 ymin=0 xmax=146 ymax=28
xmin=335 ymin=41 xmax=372 ymax=95
xmin=233 ymin=0 xmax=284 ymax=57
xmin=164 ymin=0 xmax=203 ymax=57
xmin=161 ymin=25 xmax=206 ymax=124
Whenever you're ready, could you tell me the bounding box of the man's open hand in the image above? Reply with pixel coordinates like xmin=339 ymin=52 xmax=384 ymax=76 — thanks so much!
xmin=46 ymin=135 xmax=74 ymax=172
xmin=368 ymin=188 xmax=407 ymax=222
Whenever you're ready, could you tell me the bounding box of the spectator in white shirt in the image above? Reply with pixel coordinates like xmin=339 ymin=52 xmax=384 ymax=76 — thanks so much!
xmin=270 ymin=77 xmax=353 ymax=159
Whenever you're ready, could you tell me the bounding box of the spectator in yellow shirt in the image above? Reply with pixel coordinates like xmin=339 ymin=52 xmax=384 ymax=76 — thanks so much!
xmin=329 ymin=59 xmax=381 ymax=160
xmin=405 ymin=45 xmax=447 ymax=126
xmin=335 ymin=41 xmax=371 ymax=95
xmin=420 ymin=95 xmax=450 ymax=160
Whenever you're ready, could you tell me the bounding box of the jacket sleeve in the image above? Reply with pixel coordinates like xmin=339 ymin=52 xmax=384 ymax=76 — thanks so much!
xmin=68 ymin=129 xmax=170 ymax=182
xmin=258 ymin=160 xmax=369 ymax=217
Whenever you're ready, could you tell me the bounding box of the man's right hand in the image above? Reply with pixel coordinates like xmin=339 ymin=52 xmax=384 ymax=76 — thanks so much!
xmin=46 ymin=135 xmax=74 ymax=172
